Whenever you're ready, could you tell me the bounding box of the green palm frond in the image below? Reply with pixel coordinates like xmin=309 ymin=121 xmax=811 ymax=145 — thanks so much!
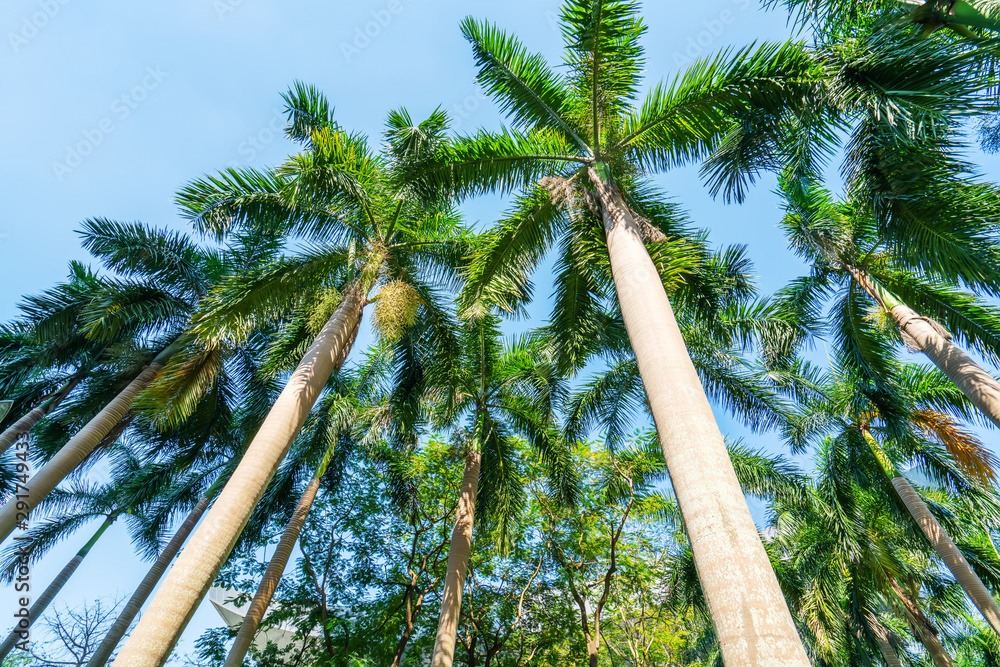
xmin=177 ymin=167 xmax=295 ymax=239
xmin=564 ymin=358 xmax=644 ymax=451
xmin=282 ymin=80 xmax=339 ymax=145
xmin=728 ymin=439 xmax=811 ymax=506
xmin=79 ymin=279 xmax=191 ymax=343
xmin=832 ymin=282 xmax=899 ymax=384
xmin=134 ymin=340 xmax=227 ymax=430
xmin=423 ymin=128 xmax=584 ymax=202
xmin=80 ymin=218 xmax=212 ymax=297
xmin=619 ymin=41 xmax=816 ymax=173
xmin=190 ymin=247 xmax=350 ymax=346
xmin=475 ymin=415 xmax=526 ymax=553
xmin=690 ymin=344 xmax=792 ymax=433
xmin=559 ymin=0 xmax=646 ymax=147
xmin=460 ymin=186 xmax=566 ymax=317
xmin=547 ymin=227 xmax=611 ymax=373
xmin=460 ymin=16 xmax=588 ymax=150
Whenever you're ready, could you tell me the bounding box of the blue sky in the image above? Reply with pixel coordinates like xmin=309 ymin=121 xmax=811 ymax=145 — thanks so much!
xmin=3 ymin=0 xmax=999 ymax=662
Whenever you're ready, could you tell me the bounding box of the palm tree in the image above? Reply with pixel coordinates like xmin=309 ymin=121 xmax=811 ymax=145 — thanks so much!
xmin=416 ymin=318 xmax=573 ymax=667
xmin=88 ymin=340 xmax=274 ymax=667
xmin=113 ymin=85 xmax=469 ymax=666
xmin=0 ymin=267 xmax=115 ymax=455
xmin=774 ymin=149 xmax=1000 ymax=429
xmin=562 ymin=243 xmax=813 ymax=451
xmin=396 ymin=2 xmax=818 ymax=659
xmin=767 ymin=0 xmax=1000 ymax=40
xmin=86 ymin=471 xmax=230 ymax=667
xmin=220 ymin=346 xmax=374 ymax=667
xmin=766 ymin=435 xmax=981 ymax=666
xmin=788 ymin=355 xmax=1000 ymax=639
xmin=0 ymin=216 xmax=270 ymax=542
xmin=0 ymin=375 xmax=79 ymax=456
xmin=0 ymin=442 xmax=202 ymax=661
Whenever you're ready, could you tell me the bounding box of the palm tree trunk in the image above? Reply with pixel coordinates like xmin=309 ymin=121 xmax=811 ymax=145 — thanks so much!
xmin=888 ymin=577 xmax=956 ymax=667
xmin=222 ymin=442 xmax=338 ymax=667
xmin=112 ymin=281 xmax=368 ymax=667
xmin=0 ymin=515 xmax=115 ymax=661
xmin=0 ymin=343 xmax=180 ymax=543
xmin=891 ymin=303 xmax=1000 ymax=427
xmin=870 ymin=617 xmax=904 ymax=667
xmin=894 ymin=477 xmax=1000 ymax=632
xmin=86 ymin=477 xmax=227 ymax=667
xmin=588 ymin=165 xmax=809 ymax=666
xmin=914 ymin=624 xmax=957 ymax=667
xmin=861 ymin=427 xmax=1000 ymax=635
xmin=0 ymin=376 xmax=81 ymax=456
xmin=847 ymin=266 xmax=1000 ymax=428
xmin=430 ymin=448 xmax=482 ymax=667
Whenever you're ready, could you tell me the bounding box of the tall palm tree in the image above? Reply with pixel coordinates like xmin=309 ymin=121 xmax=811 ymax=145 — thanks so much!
xmin=220 ymin=342 xmax=376 ymax=667
xmin=113 ymin=85 xmax=469 ymax=667
xmin=766 ymin=435 xmax=981 ymax=666
xmin=0 ymin=441 xmax=202 ymax=661
xmin=88 ymin=340 xmax=274 ymax=667
xmin=0 ymin=216 xmax=272 ymax=542
xmin=398 ymin=3 xmax=817 ymax=658
xmin=788 ymin=356 xmax=1000 ymax=638
xmin=0 ymin=266 xmax=116 ymax=455
xmin=416 ymin=319 xmax=573 ymax=667
xmin=774 ymin=152 xmax=1000 ymax=429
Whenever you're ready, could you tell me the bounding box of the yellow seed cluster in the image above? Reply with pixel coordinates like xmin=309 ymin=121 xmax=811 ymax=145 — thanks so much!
xmin=373 ymin=280 xmax=421 ymax=341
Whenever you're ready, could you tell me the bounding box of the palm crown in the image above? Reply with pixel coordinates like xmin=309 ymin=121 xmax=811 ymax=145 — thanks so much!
xmin=395 ymin=1 xmax=815 ymax=323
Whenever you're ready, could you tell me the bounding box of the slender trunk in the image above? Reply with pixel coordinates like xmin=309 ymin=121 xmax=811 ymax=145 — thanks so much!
xmin=587 ymin=643 xmax=599 ymax=667
xmin=86 ymin=488 xmax=220 ymax=667
xmin=588 ymin=165 xmax=808 ymax=666
xmin=870 ymin=618 xmax=904 ymax=667
xmin=0 ymin=344 xmax=179 ymax=543
xmin=222 ymin=442 xmax=337 ymax=667
xmin=894 ymin=476 xmax=1000 ymax=633
xmin=889 ymin=578 xmax=956 ymax=667
xmin=112 ymin=282 xmax=367 ymax=667
xmin=892 ymin=303 xmax=1000 ymax=428
xmin=0 ymin=515 xmax=114 ymax=660
xmin=861 ymin=427 xmax=1000 ymax=635
xmin=848 ymin=267 xmax=1000 ymax=429
xmin=390 ymin=612 xmax=415 ymax=667
xmin=0 ymin=376 xmax=81 ymax=456
xmin=466 ymin=634 xmax=478 ymax=667
xmin=914 ymin=624 xmax=957 ymax=667
xmin=430 ymin=449 xmax=482 ymax=667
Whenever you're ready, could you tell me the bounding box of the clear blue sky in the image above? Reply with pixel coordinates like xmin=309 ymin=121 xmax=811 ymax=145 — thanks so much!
xmin=2 ymin=0 xmax=999 ymax=662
